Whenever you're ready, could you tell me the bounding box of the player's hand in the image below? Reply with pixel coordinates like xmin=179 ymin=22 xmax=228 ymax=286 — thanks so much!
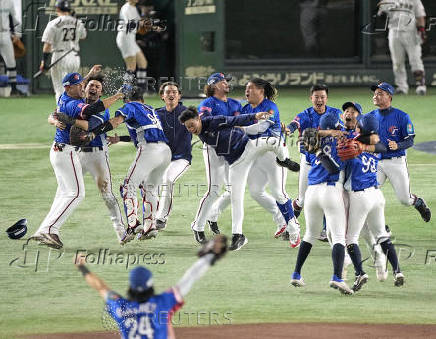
xmin=87 ymin=64 xmax=102 ymax=78
xmin=417 ymin=26 xmax=427 ymax=44
xmin=74 ymin=253 xmax=87 ymax=266
xmin=11 ymin=35 xmax=19 ymax=43
xmin=39 ymin=61 xmax=49 ymax=72
xmin=255 ymin=110 xmax=274 ymax=120
xmin=107 ymin=133 xmax=120 ymax=146
xmin=281 ymin=122 xmax=291 ymax=136
xmin=387 ymin=139 xmax=398 ymax=150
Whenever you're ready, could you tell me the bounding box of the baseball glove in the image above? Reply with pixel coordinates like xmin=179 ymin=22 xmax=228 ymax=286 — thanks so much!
xmin=137 ymin=19 xmax=152 ymax=35
xmin=337 ymin=138 xmax=365 ymax=161
xmin=54 ymin=112 xmax=77 ymax=126
xmin=13 ymin=38 xmax=26 ymax=58
xmin=69 ymin=126 xmax=95 ymax=147
xmin=197 ymin=234 xmax=228 ymax=265
xmin=300 ymin=128 xmax=320 ymax=154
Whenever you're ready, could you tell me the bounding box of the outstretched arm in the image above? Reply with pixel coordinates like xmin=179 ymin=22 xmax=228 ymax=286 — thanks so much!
xmin=74 ymin=255 xmax=110 ymax=299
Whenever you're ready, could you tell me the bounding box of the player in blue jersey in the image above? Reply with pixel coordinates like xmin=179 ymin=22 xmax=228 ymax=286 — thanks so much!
xmin=368 ymin=81 xmax=431 ymax=222
xmin=338 ymin=106 xmax=404 ymax=290
xmin=179 ymin=107 xmax=294 ymax=251
xmin=286 ymin=84 xmax=342 ymax=221
xmin=207 ymin=78 xmax=301 ymax=247
xmin=75 ymin=235 xmax=228 ymax=339
xmin=49 ymin=76 xmax=125 ymax=242
xmin=290 ymin=113 xmax=353 ymax=295
xmin=31 ymin=68 xmax=124 ymax=249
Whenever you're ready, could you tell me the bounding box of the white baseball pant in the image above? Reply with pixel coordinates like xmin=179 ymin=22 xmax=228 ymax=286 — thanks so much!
xmin=155 ymin=159 xmax=191 ymax=222
xmin=51 ymin=51 xmax=80 ymax=103
xmin=377 ymin=156 xmax=415 ymax=206
xmin=296 ymin=153 xmax=311 ymax=207
xmin=35 ymin=143 xmax=85 ymax=236
xmin=0 ymin=32 xmax=17 ymax=86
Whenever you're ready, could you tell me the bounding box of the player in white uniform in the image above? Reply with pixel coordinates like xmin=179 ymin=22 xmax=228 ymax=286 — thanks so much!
xmin=0 ymin=0 xmax=26 ymax=96
xmin=116 ymin=0 xmax=148 ymax=89
xmin=40 ymin=0 xmax=87 ymax=103
xmin=378 ymin=0 xmax=427 ymax=95
xmin=49 ymin=76 xmax=125 ymax=242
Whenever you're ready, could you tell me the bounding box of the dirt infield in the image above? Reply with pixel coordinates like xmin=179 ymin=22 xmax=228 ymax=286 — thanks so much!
xmin=22 ymin=322 xmax=436 ymax=339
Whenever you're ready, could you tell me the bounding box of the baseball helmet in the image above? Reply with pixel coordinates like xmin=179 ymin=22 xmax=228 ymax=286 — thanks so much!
xmin=55 ymin=0 xmax=71 ymax=12
xmin=357 ymin=114 xmax=379 ymax=135
xmin=319 ymin=113 xmax=341 ymax=130
xmin=6 ymin=219 xmax=28 ymax=239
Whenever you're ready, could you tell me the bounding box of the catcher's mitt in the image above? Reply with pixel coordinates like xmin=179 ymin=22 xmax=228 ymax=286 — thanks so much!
xmin=300 ymin=128 xmax=320 ymax=154
xmin=197 ymin=234 xmax=228 ymax=265
xmin=69 ymin=126 xmax=95 ymax=147
xmin=13 ymin=38 xmax=26 ymax=58
xmin=337 ymin=138 xmax=365 ymax=161
xmin=137 ymin=19 xmax=152 ymax=35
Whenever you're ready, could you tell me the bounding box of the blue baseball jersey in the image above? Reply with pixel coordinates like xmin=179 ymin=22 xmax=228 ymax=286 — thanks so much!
xmin=307 ymin=136 xmax=344 ymax=186
xmin=199 ymin=113 xmax=256 ymax=164
xmin=87 ymin=107 xmax=110 ymax=147
xmin=55 ymin=93 xmax=89 ymax=144
xmin=105 ymin=288 xmax=183 ymax=339
xmin=290 ymin=106 xmax=342 ymax=154
xmin=367 ymin=107 xmax=415 ymax=159
xmin=115 ymin=102 xmax=168 ymax=144
xmin=343 ymin=129 xmax=380 ymax=191
xmin=156 ymin=103 xmax=192 ymax=163
xmin=241 ymin=99 xmax=282 ymax=138
xmin=198 ymin=96 xmax=242 ymax=117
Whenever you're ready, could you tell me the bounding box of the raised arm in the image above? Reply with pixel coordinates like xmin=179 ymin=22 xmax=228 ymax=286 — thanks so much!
xmin=74 ymin=255 xmax=110 ymax=299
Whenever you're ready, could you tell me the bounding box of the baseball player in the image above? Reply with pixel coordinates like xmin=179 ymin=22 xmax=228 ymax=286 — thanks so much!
xmin=74 ymin=235 xmax=228 ymax=339
xmin=207 ymin=78 xmax=301 ymax=247
xmin=40 ymin=0 xmax=87 ymax=103
xmin=179 ymin=107 xmax=296 ymax=251
xmin=338 ymin=106 xmax=404 ymax=291
xmin=377 ymin=0 xmax=427 ymax=95
xmin=31 ymin=69 xmax=124 ymax=249
xmin=368 ymin=82 xmax=431 ymax=222
xmin=49 ymin=76 xmax=125 ymax=242
xmin=290 ymin=113 xmax=353 ymax=295
xmin=0 ymin=0 xmax=26 ymax=96
xmin=154 ymin=82 xmax=192 ymax=230
xmin=117 ymin=0 xmax=149 ymax=90
xmin=286 ymin=84 xmax=342 ymax=218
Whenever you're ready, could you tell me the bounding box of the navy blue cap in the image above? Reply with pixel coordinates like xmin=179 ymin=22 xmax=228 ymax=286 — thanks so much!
xmin=371 ymin=82 xmax=395 ymax=96
xmin=129 ymin=266 xmax=153 ymax=291
xmin=6 ymin=219 xmax=28 ymax=239
xmin=207 ymin=73 xmax=232 ymax=85
xmin=357 ymin=114 xmax=379 ymax=135
xmin=62 ymin=72 xmax=83 ymax=87
xmin=319 ymin=113 xmax=341 ymax=130
xmin=342 ymin=102 xmax=362 ymax=115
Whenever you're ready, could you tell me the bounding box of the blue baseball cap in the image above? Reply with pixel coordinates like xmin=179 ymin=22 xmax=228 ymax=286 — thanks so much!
xmin=342 ymin=102 xmax=362 ymax=115
xmin=357 ymin=114 xmax=379 ymax=135
xmin=207 ymin=72 xmax=232 ymax=85
xmin=319 ymin=113 xmax=341 ymax=130
xmin=371 ymin=82 xmax=394 ymax=96
xmin=129 ymin=266 xmax=153 ymax=292
xmin=62 ymin=72 xmax=83 ymax=87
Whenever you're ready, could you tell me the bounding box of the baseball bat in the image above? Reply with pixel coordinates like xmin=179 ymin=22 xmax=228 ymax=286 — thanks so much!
xmin=33 ymin=48 xmax=75 ymax=79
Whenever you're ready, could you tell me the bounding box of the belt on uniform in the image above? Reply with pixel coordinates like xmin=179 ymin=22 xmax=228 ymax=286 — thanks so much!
xmin=75 ymin=146 xmax=104 ymax=152
xmin=382 ymin=156 xmax=404 ymax=160
xmin=353 ymin=186 xmax=378 ymax=192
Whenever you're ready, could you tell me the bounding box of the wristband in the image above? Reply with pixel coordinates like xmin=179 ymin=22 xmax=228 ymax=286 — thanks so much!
xmin=119 ymin=135 xmax=132 ymax=142
xmin=78 ymin=265 xmax=90 ymax=276
xmin=417 ymin=26 xmax=425 ymax=32
xmin=42 ymin=52 xmax=51 ymax=65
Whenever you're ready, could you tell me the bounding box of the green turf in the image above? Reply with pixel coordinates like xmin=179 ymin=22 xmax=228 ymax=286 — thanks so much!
xmin=0 ymin=88 xmax=435 ymax=337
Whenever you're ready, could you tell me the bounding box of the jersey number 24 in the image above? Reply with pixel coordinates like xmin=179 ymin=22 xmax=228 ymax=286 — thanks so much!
xmin=125 ymin=316 xmax=154 ymax=339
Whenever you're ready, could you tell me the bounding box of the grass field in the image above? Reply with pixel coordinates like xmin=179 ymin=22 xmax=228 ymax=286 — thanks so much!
xmin=0 ymin=88 xmax=435 ymax=338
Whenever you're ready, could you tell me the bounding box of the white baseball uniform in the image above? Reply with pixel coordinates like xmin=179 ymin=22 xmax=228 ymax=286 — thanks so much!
xmin=0 ymin=0 xmax=21 ymax=88
xmin=42 ymin=14 xmax=86 ymax=102
xmin=116 ymin=2 xmax=141 ymax=59
xmin=378 ymin=0 xmax=426 ymax=93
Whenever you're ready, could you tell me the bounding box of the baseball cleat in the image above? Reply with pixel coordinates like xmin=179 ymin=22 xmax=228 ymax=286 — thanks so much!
xmin=229 ymin=233 xmax=248 ymax=251
xmin=318 ymin=229 xmax=328 ymax=242
xmin=374 ymin=250 xmax=388 ymax=281
xmin=114 ymin=224 xmax=126 ymax=243
xmin=290 ymin=272 xmax=305 ymax=287
xmin=395 ymin=88 xmax=408 ymax=95
xmin=274 ymin=224 xmax=287 ymax=238
xmin=416 ymin=85 xmax=426 ymax=96
xmin=207 ymin=220 xmax=220 ymax=234
xmin=120 ymin=225 xmax=141 ymax=245
xmin=414 ymin=197 xmax=431 ymax=222
xmin=155 ymin=219 xmax=167 ymax=231
xmin=37 ymin=233 xmax=63 ymax=249
xmin=329 ymin=275 xmax=354 ymax=295
xmin=193 ymin=230 xmax=207 ymax=244
xmin=352 ymin=273 xmax=368 ymax=292
xmin=385 ymin=224 xmax=392 ymax=238
xmin=394 ymin=272 xmax=405 ymax=287
xmin=281 ymin=231 xmax=290 ymax=241
xmin=292 ymin=200 xmax=302 ymax=218
xmin=289 ymin=232 xmax=301 ymax=248
xmin=276 ymin=157 xmax=300 ymax=172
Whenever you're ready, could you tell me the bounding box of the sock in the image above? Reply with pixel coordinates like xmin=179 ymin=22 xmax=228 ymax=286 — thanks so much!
xmin=347 ymin=243 xmax=365 ymax=276
xmin=322 ymin=216 xmax=326 ymax=231
xmin=380 ymin=240 xmax=401 ymax=274
xmin=7 ymin=67 xmax=17 ymax=90
xmin=276 ymin=200 xmax=295 ymax=224
xmin=294 ymin=241 xmax=312 ymax=274
xmin=413 ymin=70 xmax=425 ymax=86
xmin=332 ymin=243 xmax=345 ymax=279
